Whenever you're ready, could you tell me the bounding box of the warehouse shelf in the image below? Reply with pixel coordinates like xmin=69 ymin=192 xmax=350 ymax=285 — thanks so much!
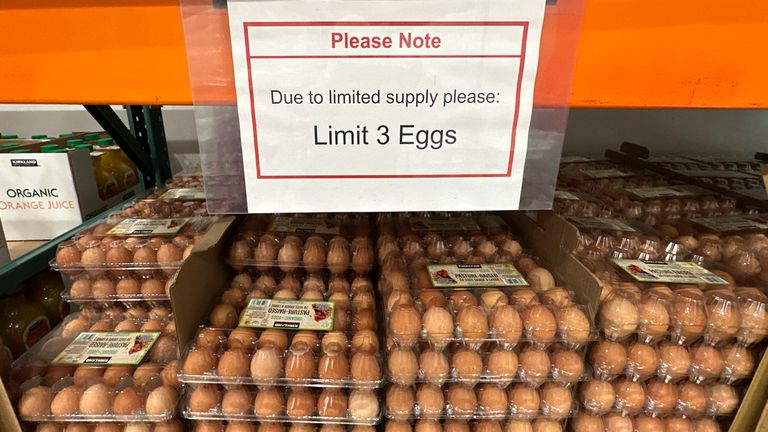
xmin=1 ymin=0 xmax=767 ymax=107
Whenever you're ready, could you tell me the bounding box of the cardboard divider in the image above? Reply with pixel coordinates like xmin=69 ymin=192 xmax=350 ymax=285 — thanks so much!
xmin=170 ymin=215 xmax=238 ymax=349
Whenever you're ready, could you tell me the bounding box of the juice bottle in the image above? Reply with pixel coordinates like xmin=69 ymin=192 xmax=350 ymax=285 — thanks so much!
xmin=84 ymin=133 xmax=101 ymax=142
xmin=66 ymin=139 xmax=84 ymax=148
xmin=90 ymin=146 xmax=120 ymax=199
xmin=40 ymin=144 xmax=60 ymax=152
xmin=31 ymin=134 xmax=49 ymax=140
xmin=25 ymin=271 xmax=68 ymax=327
xmin=95 ymin=138 xmax=138 ymax=191
xmin=0 ymin=296 xmax=51 ymax=358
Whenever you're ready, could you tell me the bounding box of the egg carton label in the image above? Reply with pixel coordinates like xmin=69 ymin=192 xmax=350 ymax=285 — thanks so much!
xmin=564 ymin=216 xmax=636 ymax=232
xmin=239 ymin=299 xmax=335 ymax=331
xmin=579 ymin=168 xmax=635 ymax=179
xmin=554 ymin=190 xmax=580 ymax=201
xmin=408 ymin=216 xmax=481 ymax=232
xmin=624 ymin=186 xmax=703 ymax=199
xmin=267 ymin=216 xmax=342 ymax=234
xmin=612 ymin=259 xmax=728 ymax=285
xmin=107 ymin=218 xmax=190 ymax=235
xmin=691 ymin=215 xmax=768 ymax=233
xmin=52 ymin=332 xmax=161 ymax=365
xmin=159 ymin=188 xmax=207 ymax=200
xmin=427 ymin=263 xmax=528 ymax=288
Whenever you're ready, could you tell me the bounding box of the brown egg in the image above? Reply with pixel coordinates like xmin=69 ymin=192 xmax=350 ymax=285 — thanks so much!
xmin=157 ymin=243 xmax=183 ymax=266
xmin=580 ymin=379 xmax=614 ymax=414
xmin=210 ymin=303 xmax=238 ymax=328
xmin=625 ymin=342 xmax=657 ymax=380
xmin=452 ymin=348 xmax=483 ymax=384
xmin=413 ymin=349 xmax=447 ymax=385
xmin=132 ymin=245 xmax=156 ymax=265
xmin=416 ymin=384 xmax=444 ymax=418
xmin=50 ymin=385 xmax=82 ymax=415
xmin=80 ymin=384 xmax=113 ymax=415
xmin=303 ymin=240 xmax=326 ymax=272
xmin=443 ymin=420 xmax=470 ymax=432
xmin=288 ymin=424 xmax=314 ymax=432
xmin=522 ymin=305 xmax=557 ymax=344
xmin=321 ymin=332 xmax=348 ymax=352
xmin=478 ymin=383 xmax=508 ymax=415
xmin=18 ymin=386 xmax=52 ymax=417
xmin=317 ymin=388 xmax=347 ymax=417
xmin=132 ymin=365 xmax=162 ymax=387
xmin=389 ymin=305 xmax=422 ymax=348
xmin=672 ymin=290 xmax=707 ymax=342
xmin=250 ymin=344 xmax=283 ymax=380
xmin=93 ymin=424 xmax=123 ymax=432
xmin=260 ymin=329 xmax=289 ymax=351
xmin=613 ymin=379 xmax=645 ymax=415
xmin=70 ymin=278 xmax=93 ymax=299
xmin=114 ymin=277 xmax=140 ymax=296
xmin=603 ymin=413 xmax=633 ymax=432
xmin=143 ymin=385 xmax=176 ymax=416
xmin=218 ymin=348 xmax=249 ymax=377
xmin=415 ymin=420 xmax=442 ymax=432
xmin=81 ymin=246 xmax=106 ymax=272
xmin=318 ymin=343 xmax=350 ymax=380
xmin=737 ymin=290 xmax=768 ymax=344
xmin=638 ymin=294 xmax=670 ymax=341
xmin=676 ymin=381 xmax=707 ymax=417
xmin=550 ymin=349 xmax=583 ymax=384
xmin=388 ymin=346 xmax=419 ymax=385
xmin=351 ymin=329 xmax=379 ymax=354
xmin=102 ymin=365 xmax=133 ymax=387
xmin=423 ymin=306 xmax=454 ymax=348
xmin=519 ymin=347 xmax=550 ymax=386
xmin=276 ymin=242 xmax=301 ymax=272
xmin=228 ymin=327 xmax=258 ymax=351
xmin=557 ymin=306 xmax=591 ymax=346
xmin=645 ymin=379 xmax=678 ymax=414
xmin=689 ymin=344 xmax=724 ymax=380
xmin=599 ymin=293 xmax=639 ymax=340
xmin=386 ymin=385 xmax=415 ymax=419
xmin=352 ymin=291 xmax=376 ymax=311
xmin=91 ymin=278 xmax=116 ymax=298
xmin=664 ymin=417 xmax=692 ymax=432
xmin=721 ymin=344 xmax=754 ymax=380
xmin=589 ymin=339 xmax=627 ymax=377
xmin=691 ymin=418 xmax=720 ymax=432
xmin=526 ymin=268 xmax=555 ymax=292
xmin=657 ymin=341 xmax=692 ymax=380
xmin=508 ymin=383 xmax=540 ymax=418
xmin=286 ymin=387 xmax=316 ymax=417
xmin=481 ymin=290 xmax=509 ymax=311
xmin=64 ymin=425 xmax=92 ymax=432
xmin=708 ymin=383 xmax=739 ymax=414
xmin=487 ymin=348 xmax=519 ymax=383
xmin=189 ymin=385 xmax=220 ymax=412
xmin=490 ymin=305 xmax=523 ymax=346
xmin=349 ymin=389 xmax=379 ymax=420
xmin=333 ymin=307 xmax=349 ymax=331
xmin=155 ymin=419 xmax=185 ymax=432
xmin=457 ymin=305 xmax=489 ymax=342
xmin=705 ymin=290 xmax=742 ymax=343
xmin=538 ymin=383 xmax=570 ymax=419
xmin=351 ymin=351 xmax=381 ymax=382
xmin=353 ymin=308 xmax=377 ymax=331
xmin=56 ymin=244 xmax=82 ymax=273
xmin=112 ymin=387 xmax=145 ymax=415
xmin=447 ymin=384 xmax=477 ymax=415
xmin=386 ymin=421 xmax=413 ymax=432
xmin=157 ymin=361 xmax=179 ymax=388
xmin=73 ymin=366 xmax=105 ymax=387
xmin=191 ymin=422 xmax=220 ymax=432
xmin=254 ymin=386 xmax=284 ymax=416
xmin=449 ymin=291 xmax=479 ymax=311
xmin=541 ymin=288 xmax=572 ymax=308
xmin=569 ymin=412 xmax=603 ymax=432
xmin=285 ymin=342 xmax=316 ymax=379
xmin=114 ymin=318 xmax=140 ymax=332
xmin=43 ymin=366 xmax=76 ymax=387
xmin=509 ymin=289 xmax=539 ymax=308
xmin=420 ymin=291 xmax=448 ymax=310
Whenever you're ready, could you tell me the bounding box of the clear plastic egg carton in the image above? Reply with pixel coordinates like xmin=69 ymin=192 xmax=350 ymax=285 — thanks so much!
xmin=118 ymin=196 xmax=209 ymax=219
xmin=178 ymin=326 xmax=383 ymax=388
xmin=384 ymin=382 xmax=578 ymax=421
xmin=207 ymin=273 xmax=377 ymax=332
xmin=375 ymin=218 xmax=524 ymax=268
xmin=657 ymin=214 xmax=768 ymax=287
xmin=10 ymin=311 xmax=178 ymax=373
xmin=221 ymin=270 xmax=375 ymax=312
xmin=181 ymin=384 xmax=382 ymax=425
xmin=165 ymin=174 xmax=204 ymax=189
xmin=385 ymin=419 xmax=568 ymax=432
xmin=227 ymin=215 xmax=373 ymax=275
xmin=16 ymin=366 xmax=181 ymax=422
xmin=60 ymin=271 xmax=176 ymax=303
xmin=191 ymin=422 xmax=378 ymax=432
xmin=588 ymin=336 xmax=756 ymax=385
xmin=597 ymin=284 xmax=768 ymax=348
xmin=552 ymin=189 xmax=614 ymax=219
xmin=569 ymin=411 xmax=723 ymax=432
xmin=578 ymin=377 xmax=742 ymax=419
xmin=385 ymin=342 xmax=590 ymax=389
xmin=53 ymin=216 xmax=215 ymax=274
xmin=34 ymin=418 xmax=186 ymax=432
xmin=385 ymin=292 xmax=595 ymax=351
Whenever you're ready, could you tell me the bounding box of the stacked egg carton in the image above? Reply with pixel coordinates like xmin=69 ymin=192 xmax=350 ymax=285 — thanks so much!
xmin=375 ymin=213 xmax=596 ymax=432
xmin=12 ymin=174 xmax=216 ymax=432
xmin=552 ymin=216 xmax=766 ymax=431
xmin=179 ymin=214 xmax=381 ymax=430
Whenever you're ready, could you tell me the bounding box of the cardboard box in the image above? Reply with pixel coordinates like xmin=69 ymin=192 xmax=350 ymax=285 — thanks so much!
xmin=0 ymin=138 xmax=143 ymax=240
xmin=0 ymin=218 xmax=9 ymax=266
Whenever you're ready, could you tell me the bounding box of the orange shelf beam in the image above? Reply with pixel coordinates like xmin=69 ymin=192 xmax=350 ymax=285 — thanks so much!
xmin=1 ymin=0 xmax=767 ymax=107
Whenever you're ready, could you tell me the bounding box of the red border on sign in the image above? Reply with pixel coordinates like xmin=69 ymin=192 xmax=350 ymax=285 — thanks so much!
xmin=243 ymin=21 xmax=529 ymax=179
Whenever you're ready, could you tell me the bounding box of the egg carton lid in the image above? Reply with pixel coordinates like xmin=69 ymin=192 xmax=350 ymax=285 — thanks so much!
xmin=59 ymin=271 xmax=176 ymax=303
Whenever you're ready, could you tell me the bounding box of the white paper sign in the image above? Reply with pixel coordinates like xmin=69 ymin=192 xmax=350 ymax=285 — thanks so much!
xmin=0 ymin=153 xmax=82 ymax=240
xmin=227 ymin=0 xmax=546 ymax=211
